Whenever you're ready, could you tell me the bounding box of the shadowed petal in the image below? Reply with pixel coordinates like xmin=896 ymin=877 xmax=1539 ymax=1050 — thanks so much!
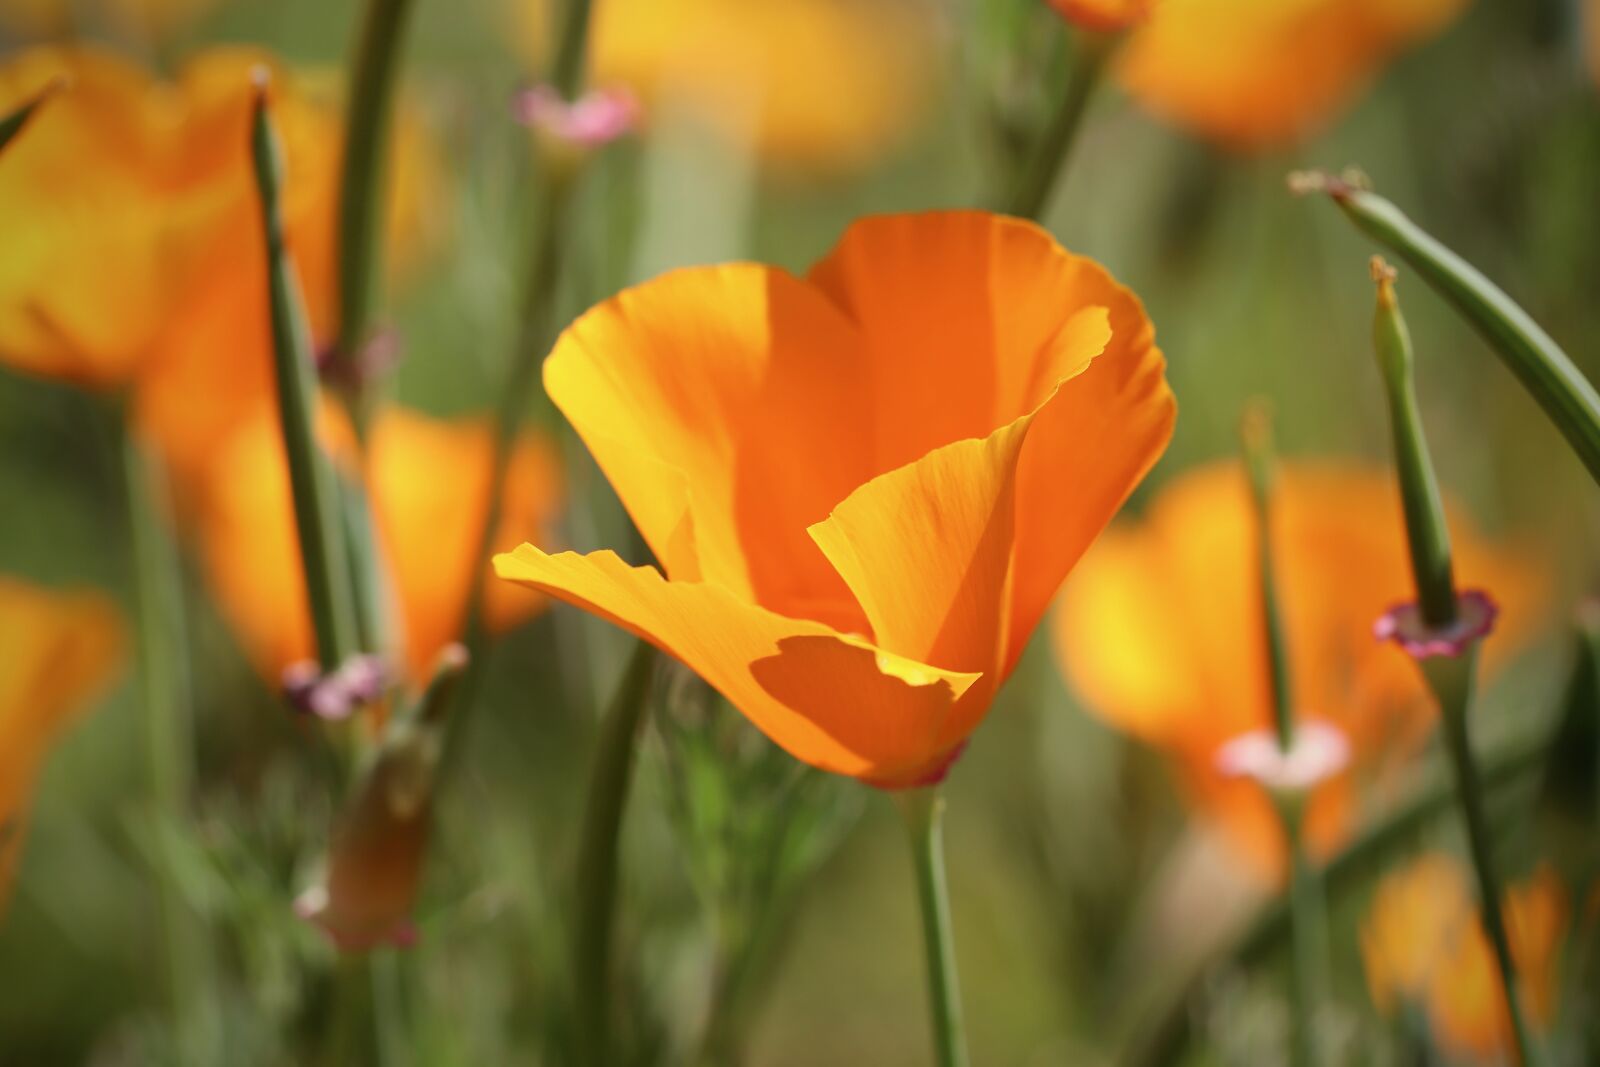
xmin=494 ymin=545 xmax=981 ymax=783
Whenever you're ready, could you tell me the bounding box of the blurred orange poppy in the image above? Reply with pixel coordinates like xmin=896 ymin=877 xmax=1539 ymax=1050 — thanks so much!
xmin=1052 ymin=462 xmax=1542 ymax=875
xmin=1047 ymin=0 xmax=1152 ymax=33
xmin=130 ymin=48 xmax=442 ymax=490
xmin=0 ymin=46 xmax=440 ymax=482
xmin=195 ymin=405 xmax=562 ymax=685
xmin=510 ymin=0 xmax=941 ymax=171
xmin=1361 ymin=854 xmax=1565 ymax=1060
xmin=0 ymin=578 xmax=124 ymax=906
xmin=1116 ymin=0 xmax=1469 ymax=148
xmin=0 ymin=47 xmax=237 ymax=387
xmin=497 ymin=210 xmax=1175 ymax=786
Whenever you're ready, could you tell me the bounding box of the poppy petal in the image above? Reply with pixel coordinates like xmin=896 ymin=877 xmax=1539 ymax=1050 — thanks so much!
xmin=806 ymin=210 xmax=1118 ymax=475
xmin=494 ymin=545 xmax=981 ymax=781
xmin=544 ymin=263 xmax=874 ymax=629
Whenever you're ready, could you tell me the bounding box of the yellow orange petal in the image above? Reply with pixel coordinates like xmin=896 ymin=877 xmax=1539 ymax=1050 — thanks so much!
xmin=806 ymin=211 xmax=1174 ymax=664
xmin=0 ymin=578 xmax=124 ymax=902
xmin=139 ymin=51 xmax=443 ymax=487
xmin=0 ymin=48 xmax=228 ymax=387
xmin=494 ymin=545 xmax=982 ymax=782
xmin=367 ymin=410 xmax=564 ymax=679
xmin=544 ymin=263 xmax=874 ymax=629
xmin=1117 ymin=0 xmax=1468 ymax=149
xmin=194 ymin=405 xmax=560 ymax=685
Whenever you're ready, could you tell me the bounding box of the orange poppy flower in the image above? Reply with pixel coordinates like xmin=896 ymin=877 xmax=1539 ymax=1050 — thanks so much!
xmin=1051 ymin=462 xmax=1542 ymax=875
xmin=0 ymin=47 xmax=237 ymax=387
xmin=0 ymin=578 xmax=124 ymax=906
xmin=0 ymin=46 xmax=439 ymax=479
xmin=510 ymin=0 xmax=941 ymax=171
xmin=1047 ymin=0 xmax=1153 ymax=34
xmin=129 ymin=48 xmax=442 ymax=489
xmin=0 ymin=0 xmax=217 ymax=38
xmin=496 ymin=210 xmax=1175 ymax=786
xmin=1361 ymin=854 xmax=1565 ymax=1060
xmin=1115 ymin=0 xmax=1469 ymax=148
xmin=195 ymin=405 xmax=563 ymax=684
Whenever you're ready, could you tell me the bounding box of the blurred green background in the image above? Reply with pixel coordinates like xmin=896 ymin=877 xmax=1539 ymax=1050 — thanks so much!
xmin=1 ymin=0 xmax=1598 ymax=1063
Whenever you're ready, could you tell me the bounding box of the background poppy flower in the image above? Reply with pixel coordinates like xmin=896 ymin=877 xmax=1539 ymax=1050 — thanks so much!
xmin=0 ymin=46 xmax=439 ymax=414
xmin=1361 ymin=854 xmax=1566 ymax=1060
xmin=510 ymin=0 xmax=941 ymax=171
xmin=1115 ymin=0 xmax=1470 ymax=148
xmin=195 ymin=405 xmax=562 ymax=684
xmin=0 ymin=48 xmax=236 ymax=388
xmin=130 ymin=48 xmax=442 ymax=490
xmin=497 ymin=210 xmax=1175 ymax=786
xmin=1052 ymin=462 xmax=1543 ymax=876
xmin=0 ymin=577 xmax=123 ymax=907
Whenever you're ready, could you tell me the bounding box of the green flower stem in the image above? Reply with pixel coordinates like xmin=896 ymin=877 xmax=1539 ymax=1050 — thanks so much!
xmin=1241 ymin=404 xmax=1319 ymax=1064
xmin=1239 ymin=404 xmax=1295 ymax=749
xmin=1426 ymin=654 xmax=1539 ymax=1067
xmin=120 ymin=424 xmax=209 ymax=1062
xmin=0 ymin=77 xmax=61 ymax=152
xmin=333 ymin=0 xmax=417 ymax=428
xmin=573 ymin=642 xmax=658 ymax=1067
xmin=1366 ymin=261 xmax=1539 ymax=1064
xmin=1297 ymin=172 xmax=1600 ymax=485
xmin=251 ymin=74 xmax=359 ymax=671
xmin=1370 ymin=262 xmax=1457 ymax=626
xmin=897 ymin=788 xmax=970 ymax=1067
xmin=1006 ymin=28 xmax=1118 ymax=222
xmin=1278 ymin=803 xmax=1322 ymax=1067
xmin=1118 ymin=726 xmax=1551 ymax=1067
xmin=550 ymin=0 xmax=593 ymax=98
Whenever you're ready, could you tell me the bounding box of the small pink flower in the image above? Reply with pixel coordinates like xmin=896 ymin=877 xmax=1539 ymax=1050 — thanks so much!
xmin=1215 ymin=720 xmax=1351 ymax=792
xmin=1374 ymin=589 xmax=1498 ymax=660
xmin=511 ymin=84 xmax=639 ymax=148
xmin=282 ymin=654 xmax=387 ymax=720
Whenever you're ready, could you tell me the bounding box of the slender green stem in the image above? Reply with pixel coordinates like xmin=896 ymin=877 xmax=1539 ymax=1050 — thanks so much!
xmin=573 ymin=642 xmax=658 ymax=1067
xmin=1239 ymin=404 xmax=1294 ymax=748
xmin=1279 ymin=804 xmax=1322 ymax=1067
xmin=550 ymin=0 xmax=593 ymax=99
xmin=251 ymin=76 xmax=359 ymax=671
xmin=333 ymin=0 xmax=417 ymax=429
xmin=121 ymin=425 xmax=207 ymax=1062
xmin=1117 ymin=725 xmax=1551 ymax=1067
xmin=1005 ymin=29 xmax=1117 ymax=222
xmin=1426 ymin=654 xmax=1538 ymax=1067
xmin=897 ymin=788 xmax=970 ymax=1067
xmin=1298 ymin=173 xmax=1600 ymax=485
xmin=1370 ymin=263 xmax=1457 ymax=626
